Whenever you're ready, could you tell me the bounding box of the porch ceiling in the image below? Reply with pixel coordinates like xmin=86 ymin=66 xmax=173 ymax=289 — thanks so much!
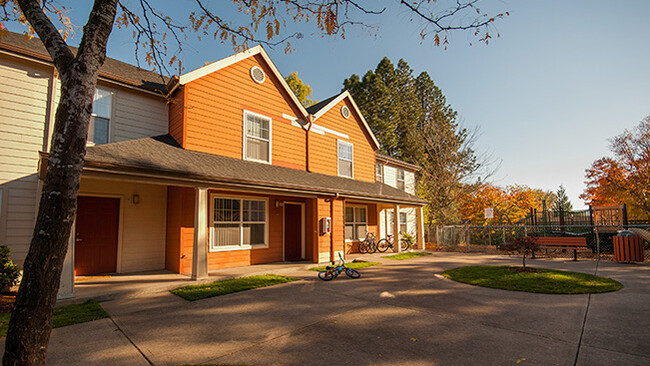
xmin=39 ymin=134 xmax=426 ymax=205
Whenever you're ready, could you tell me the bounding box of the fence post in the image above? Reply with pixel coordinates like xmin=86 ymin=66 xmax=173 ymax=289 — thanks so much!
xmin=502 ymin=227 xmax=506 ymax=246
xmin=595 ymin=226 xmax=601 ymax=260
xmin=466 ymin=225 xmax=471 ymax=252
xmin=488 ymin=228 xmax=492 ymax=247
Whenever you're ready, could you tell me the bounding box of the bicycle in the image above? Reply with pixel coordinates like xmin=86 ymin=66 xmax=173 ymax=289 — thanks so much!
xmin=317 ymin=253 xmax=361 ymax=281
xmin=359 ymin=232 xmax=378 ymax=254
xmin=376 ymin=233 xmax=414 ymax=253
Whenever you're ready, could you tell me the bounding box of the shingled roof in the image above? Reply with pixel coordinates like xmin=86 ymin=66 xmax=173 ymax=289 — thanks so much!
xmin=74 ymin=135 xmax=425 ymax=204
xmin=0 ymin=31 xmax=167 ymax=92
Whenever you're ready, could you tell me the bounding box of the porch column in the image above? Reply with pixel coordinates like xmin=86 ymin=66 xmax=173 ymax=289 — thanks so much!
xmin=57 ymin=224 xmax=75 ymax=299
xmin=393 ymin=204 xmax=401 ymax=253
xmin=416 ymin=206 xmax=425 ymax=250
xmin=192 ymin=187 xmax=209 ymax=280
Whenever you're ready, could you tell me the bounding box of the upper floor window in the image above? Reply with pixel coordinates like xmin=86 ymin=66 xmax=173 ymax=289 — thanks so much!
xmin=338 ymin=140 xmax=353 ymax=178
xmin=89 ymin=88 xmax=112 ymax=145
xmin=376 ymin=162 xmax=383 ymax=183
xmin=397 ymin=168 xmax=405 ymax=191
xmin=243 ymin=110 xmax=271 ymax=163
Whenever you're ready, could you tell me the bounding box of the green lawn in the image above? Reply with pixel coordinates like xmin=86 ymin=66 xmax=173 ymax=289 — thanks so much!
xmin=171 ymin=275 xmax=299 ymax=301
xmin=0 ymin=299 xmax=108 ymax=337
xmin=442 ymin=266 xmax=624 ymax=294
xmin=382 ymin=252 xmax=432 ymax=260
xmin=309 ymin=261 xmax=381 ymax=272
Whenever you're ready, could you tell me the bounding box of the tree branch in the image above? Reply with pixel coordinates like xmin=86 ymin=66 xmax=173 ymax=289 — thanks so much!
xmin=16 ymin=0 xmax=74 ymax=73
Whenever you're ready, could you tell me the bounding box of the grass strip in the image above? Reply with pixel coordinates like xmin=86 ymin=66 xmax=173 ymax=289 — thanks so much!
xmin=382 ymin=252 xmax=432 ymax=260
xmin=442 ymin=266 xmax=623 ymax=294
xmin=171 ymin=274 xmax=299 ymax=301
xmin=0 ymin=299 xmax=108 ymax=337
xmin=309 ymin=261 xmax=381 ymax=272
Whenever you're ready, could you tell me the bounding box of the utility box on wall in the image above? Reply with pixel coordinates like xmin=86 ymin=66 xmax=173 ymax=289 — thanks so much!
xmin=320 ymin=217 xmax=332 ymax=235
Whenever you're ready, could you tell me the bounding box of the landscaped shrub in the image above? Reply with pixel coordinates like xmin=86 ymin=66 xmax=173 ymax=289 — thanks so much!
xmin=0 ymin=246 xmax=20 ymax=293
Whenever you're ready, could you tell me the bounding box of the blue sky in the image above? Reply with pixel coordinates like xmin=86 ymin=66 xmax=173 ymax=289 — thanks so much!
xmin=8 ymin=1 xmax=650 ymax=209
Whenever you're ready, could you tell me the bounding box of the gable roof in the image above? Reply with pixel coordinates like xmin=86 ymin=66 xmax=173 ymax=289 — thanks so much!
xmin=0 ymin=31 xmax=167 ymax=93
xmin=46 ymin=135 xmax=425 ymax=205
xmin=376 ymin=152 xmax=421 ymax=172
xmin=173 ymin=45 xmax=309 ymax=120
xmin=307 ymin=91 xmax=381 ymax=150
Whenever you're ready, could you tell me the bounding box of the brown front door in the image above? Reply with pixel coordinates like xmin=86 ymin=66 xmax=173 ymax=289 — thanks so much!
xmin=75 ymin=196 xmax=119 ymax=276
xmin=284 ymin=203 xmax=303 ymax=261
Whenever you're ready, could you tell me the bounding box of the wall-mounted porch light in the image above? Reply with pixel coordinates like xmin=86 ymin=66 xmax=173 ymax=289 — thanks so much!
xmin=132 ymin=194 xmax=140 ymax=205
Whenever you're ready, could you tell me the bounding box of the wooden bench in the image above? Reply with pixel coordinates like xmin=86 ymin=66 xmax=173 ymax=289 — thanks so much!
xmin=526 ymin=236 xmax=590 ymax=261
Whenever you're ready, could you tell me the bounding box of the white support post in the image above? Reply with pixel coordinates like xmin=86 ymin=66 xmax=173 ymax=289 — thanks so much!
xmin=416 ymin=206 xmax=425 ymax=250
xmin=57 ymin=223 xmax=75 ymax=299
xmin=192 ymin=187 xmax=209 ymax=280
xmin=393 ymin=204 xmax=401 ymax=253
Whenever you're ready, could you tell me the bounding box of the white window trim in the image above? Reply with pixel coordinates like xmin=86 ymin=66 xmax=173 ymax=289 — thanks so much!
xmin=242 ymin=110 xmax=272 ymax=164
xmin=337 ymin=139 xmax=354 ymax=178
xmin=88 ymin=87 xmax=114 ymax=146
xmin=209 ymin=194 xmax=270 ymax=252
xmin=376 ymin=162 xmax=383 ymax=183
xmin=397 ymin=168 xmax=406 ymax=191
xmin=344 ymin=204 xmax=368 ymax=242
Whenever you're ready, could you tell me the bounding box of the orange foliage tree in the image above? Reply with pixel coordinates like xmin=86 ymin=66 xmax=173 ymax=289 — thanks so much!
xmin=581 ymin=116 xmax=650 ymax=220
xmin=459 ymin=184 xmax=557 ymax=225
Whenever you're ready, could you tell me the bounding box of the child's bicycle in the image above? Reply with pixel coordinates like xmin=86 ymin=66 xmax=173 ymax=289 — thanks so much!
xmin=317 ymin=253 xmax=361 ymax=281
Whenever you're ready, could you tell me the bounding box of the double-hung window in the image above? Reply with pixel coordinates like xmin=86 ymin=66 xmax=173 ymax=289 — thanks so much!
xmin=345 ymin=206 xmax=367 ymax=241
xmin=89 ymin=88 xmax=112 ymax=145
xmin=399 ymin=212 xmax=408 ymax=234
xmin=244 ymin=110 xmax=271 ymax=163
xmin=397 ymin=168 xmax=405 ymax=191
xmin=338 ymin=140 xmax=354 ymax=178
xmin=210 ymin=196 xmax=267 ymax=251
xmin=376 ymin=162 xmax=383 ymax=183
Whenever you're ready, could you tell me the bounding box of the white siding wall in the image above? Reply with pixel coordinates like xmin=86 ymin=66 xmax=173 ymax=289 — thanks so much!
xmin=377 ymin=162 xmax=418 ymax=242
xmin=383 ymin=165 xmax=397 ymax=188
xmin=405 ymin=170 xmax=416 ymax=195
xmin=0 ymin=56 xmax=51 ymax=264
xmin=0 ymin=53 xmax=168 ymax=267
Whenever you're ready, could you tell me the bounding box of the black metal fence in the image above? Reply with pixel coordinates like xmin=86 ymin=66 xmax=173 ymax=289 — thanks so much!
xmin=428 ymin=224 xmax=650 ymax=262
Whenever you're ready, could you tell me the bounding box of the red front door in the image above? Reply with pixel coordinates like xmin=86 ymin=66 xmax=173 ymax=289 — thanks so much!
xmin=284 ymin=203 xmax=303 ymax=261
xmin=75 ymin=196 xmax=119 ymax=276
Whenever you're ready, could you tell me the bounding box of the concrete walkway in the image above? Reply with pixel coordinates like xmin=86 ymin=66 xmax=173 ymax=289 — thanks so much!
xmin=3 ymin=253 xmax=649 ymax=365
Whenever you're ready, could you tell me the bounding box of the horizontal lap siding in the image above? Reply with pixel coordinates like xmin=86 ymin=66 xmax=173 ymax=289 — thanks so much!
xmin=168 ymin=88 xmax=185 ymax=146
xmin=0 ymin=56 xmax=51 ymax=265
xmin=184 ymin=55 xmax=306 ymax=170
xmin=108 ymin=82 xmax=168 ymax=142
xmin=309 ymin=98 xmax=375 ymax=182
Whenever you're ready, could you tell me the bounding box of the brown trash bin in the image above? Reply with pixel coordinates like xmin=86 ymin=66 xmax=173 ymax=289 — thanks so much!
xmin=613 ymin=236 xmax=644 ymax=262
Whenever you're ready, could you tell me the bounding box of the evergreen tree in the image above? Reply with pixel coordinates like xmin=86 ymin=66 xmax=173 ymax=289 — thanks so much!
xmin=344 ymin=57 xmax=485 ymax=224
xmin=553 ymin=185 xmax=573 ymax=212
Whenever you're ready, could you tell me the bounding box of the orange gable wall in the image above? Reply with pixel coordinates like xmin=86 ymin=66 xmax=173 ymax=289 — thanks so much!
xmin=180 ymin=54 xmax=307 ymax=170
xmin=309 ymin=98 xmax=376 ymax=182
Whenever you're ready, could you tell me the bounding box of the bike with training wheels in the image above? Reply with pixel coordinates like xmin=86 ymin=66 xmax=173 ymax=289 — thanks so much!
xmin=376 ymin=233 xmax=414 ymax=253
xmin=317 ymin=253 xmax=361 ymax=281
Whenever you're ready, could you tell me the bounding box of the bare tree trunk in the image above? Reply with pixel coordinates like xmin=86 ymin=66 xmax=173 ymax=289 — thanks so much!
xmin=522 ymin=252 xmax=526 ymax=269
xmin=3 ymin=1 xmax=117 ymax=365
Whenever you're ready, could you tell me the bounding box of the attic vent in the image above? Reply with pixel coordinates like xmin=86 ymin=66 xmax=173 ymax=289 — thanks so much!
xmin=250 ymin=66 xmax=266 ymax=84
xmin=341 ymin=105 xmax=351 ymax=119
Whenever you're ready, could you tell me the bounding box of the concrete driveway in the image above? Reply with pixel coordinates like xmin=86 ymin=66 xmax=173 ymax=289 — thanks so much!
xmin=3 ymin=253 xmax=649 ymax=365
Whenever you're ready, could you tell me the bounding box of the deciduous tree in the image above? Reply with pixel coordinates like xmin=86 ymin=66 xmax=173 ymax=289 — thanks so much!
xmin=284 ymin=71 xmax=316 ymax=107
xmin=581 ymin=116 xmax=650 ymax=219
xmin=0 ymin=1 xmax=506 ymax=363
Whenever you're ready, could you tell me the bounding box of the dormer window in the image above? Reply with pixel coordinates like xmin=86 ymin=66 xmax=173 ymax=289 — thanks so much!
xmin=397 ymin=168 xmax=405 ymax=191
xmin=88 ymin=88 xmax=112 ymax=145
xmin=243 ymin=110 xmax=272 ymax=163
xmin=337 ymin=140 xmax=353 ymax=178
